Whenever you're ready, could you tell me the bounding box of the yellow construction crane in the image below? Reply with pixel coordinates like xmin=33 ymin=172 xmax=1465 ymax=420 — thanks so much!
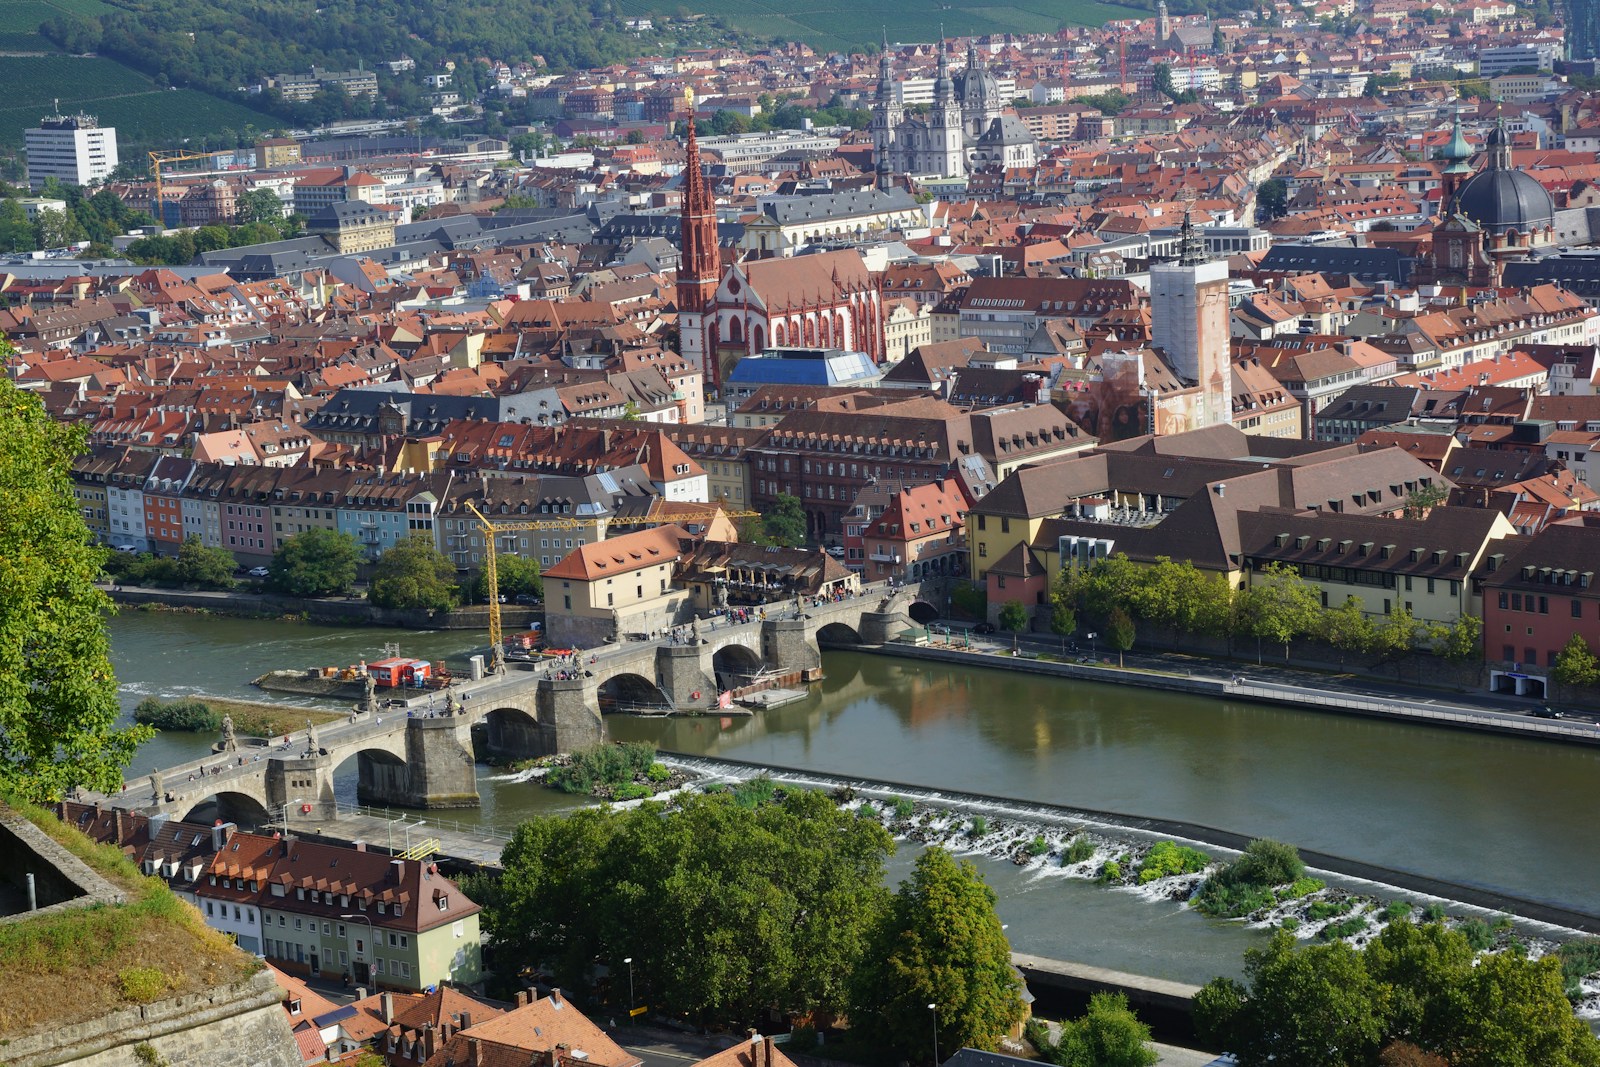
xmin=462 ymin=502 xmax=760 ymax=672
xmin=147 ymin=149 xmax=216 ymax=221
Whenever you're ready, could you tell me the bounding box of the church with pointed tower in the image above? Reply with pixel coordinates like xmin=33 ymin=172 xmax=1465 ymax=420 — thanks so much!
xmin=677 ymin=94 xmax=886 ymax=391
xmin=872 ymin=37 xmax=1036 ymax=182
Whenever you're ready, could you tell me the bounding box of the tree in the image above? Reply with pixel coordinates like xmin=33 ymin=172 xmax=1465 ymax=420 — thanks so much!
xmin=762 ymin=492 xmax=806 ymax=548
xmin=1552 ymin=633 xmax=1600 ymax=689
xmin=484 ymin=790 xmax=893 ymax=1026
xmin=1200 ymin=921 xmax=1600 ymax=1067
xmin=270 ymin=528 xmax=360 ymax=598
xmin=234 ymin=187 xmax=286 ymax=227
xmin=1152 ymin=62 xmax=1176 ymax=99
xmin=1255 ymin=177 xmax=1289 ymax=221
xmin=1237 ymin=563 xmax=1321 ymax=662
xmin=1196 ymin=932 xmax=1384 ymax=1067
xmin=34 ymin=207 xmax=86 ymax=249
xmin=1322 ymin=596 xmax=1376 ymax=666
xmin=1049 ymin=574 xmax=1077 ymax=652
xmin=1374 ymin=605 xmax=1428 ymax=679
xmin=1106 ymin=607 xmax=1135 ymax=667
xmin=369 ymin=533 xmax=459 ymax=612
xmin=850 ymin=847 xmax=1025 ymax=1062
xmin=0 ymin=199 xmax=37 ymax=252
xmin=1032 ymin=992 xmax=1158 ymax=1067
xmin=172 ymin=535 xmax=237 ymax=589
xmin=1435 ymin=613 xmax=1482 ymax=666
xmin=468 ymin=552 xmax=542 ymax=603
xmin=1404 ymin=482 xmax=1449 ymax=518
xmin=0 ymin=372 xmax=152 ymax=801
xmin=998 ymin=600 xmax=1028 ymax=645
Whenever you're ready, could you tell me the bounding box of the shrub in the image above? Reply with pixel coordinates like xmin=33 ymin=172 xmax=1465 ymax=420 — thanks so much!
xmin=645 ymin=763 xmax=671 ymax=783
xmin=1423 ymin=902 xmax=1448 ymax=923
xmin=1282 ymin=877 xmax=1326 ymax=900
xmin=546 ymin=741 xmax=658 ymax=795
xmin=1194 ymin=839 xmax=1309 ymax=918
xmin=1137 ymin=841 xmax=1211 ymax=884
xmin=857 ymin=802 xmax=878 ymax=820
xmin=1458 ymin=919 xmax=1493 ymax=951
xmin=1320 ymin=915 xmax=1369 ymax=941
xmin=703 ymin=782 xmax=727 ymax=794
xmin=891 ymin=796 xmax=915 ymax=820
xmin=132 ymin=698 xmax=220 ymax=732
xmin=1281 ymin=916 xmax=1300 ymax=931
xmin=612 ymin=783 xmax=652 ymax=801
xmin=730 ymin=774 xmax=778 ymax=809
xmin=118 ymin=967 xmax=169 ymax=1003
xmin=1558 ymin=939 xmax=1600 ymax=1000
xmin=1064 ymin=836 xmax=1095 ymax=864
xmin=1026 ymin=835 xmax=1049 ymax=857
xmin=787 ymin=1026 xmax=818 ymax=1053
xmin=1100 ymin=860 xmax=1123 ymax=883
xmin=1491 ymin=913 xmax=1514 ymax=932
xmin=969 ymin=816 xmax=988 ymax=837
xmin=1383 ymin=900 xmax=1414 ymax=924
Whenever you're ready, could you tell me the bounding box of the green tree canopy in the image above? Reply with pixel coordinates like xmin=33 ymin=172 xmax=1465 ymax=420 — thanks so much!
xmin=1032 ymin=991 xmax=1158 ymax=1067
xmin=468 ymin=552 xmax=543 ymax=603
xmin=850 ymin=847 xmax=1026 ymax=1061
xmin=270 ymin=528 xmax=361 ymax=598
xmin=480 ymin=789 xmax=893 ymax=1026
xmin=997 ymin=600 xmax=1028 ymax=634
xmin=1321 ymin=596 xmax=1376 ymax=664
xmin=1237 ymin=563 xmax=1321 ymax=661
xmin=1552 ymin=633 xmax=1600 ymax=689
xmin=369 ymin=533 xmax=458 ymax=612
xmin=172 ymin=535 xmax=237 ymax=590
xmin=1255 ymin=177 xmax=1289 ymax=221
xmin=0 ymin=372 xmax=151 ymax=800
xmin=1105 ymin=607 xmax=1136 ymax=666
xmin=762 ymin=492 xmax=806 ymax=548
xmin=1198 ymin=922 xmax=1600 ymax=1067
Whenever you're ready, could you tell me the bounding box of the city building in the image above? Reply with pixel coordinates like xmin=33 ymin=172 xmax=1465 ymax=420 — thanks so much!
xmin=24 ymin=112 xmax=118 ymax=192
xmin=872 ymin=39 xmax=1035 ymax=180
xmin=1150 ymin=213 xmax=1232 ymax=432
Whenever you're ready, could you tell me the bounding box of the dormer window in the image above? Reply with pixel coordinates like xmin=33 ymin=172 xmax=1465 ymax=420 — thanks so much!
xmin=438 ymin=896 xmax=449 ymax=912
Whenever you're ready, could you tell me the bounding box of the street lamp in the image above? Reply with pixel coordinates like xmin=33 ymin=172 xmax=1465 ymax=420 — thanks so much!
xmin=622 ymin=956 xmax=634 ymax=1015
xmin=342 ymin=912 xmax=375 ymax=978
xmin=283 ymin=799 xmax=303 ymax=831
xmin=404 ymin=818 xmax=426 ymax=854
xmin=929 ymin=1003 xmax=939 ymax=1066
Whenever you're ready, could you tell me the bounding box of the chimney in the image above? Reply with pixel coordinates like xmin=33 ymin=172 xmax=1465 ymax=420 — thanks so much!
xmin=210 ymin=821 xmax=236 ymax=852
xmin=356 ymin=987 xmax=367 ymax=1001
xmin=390 ymin=858 xmax=405 ymax=883
xmin=515 ymin=990 xmax=531 ymax=1008
xmin=423 ymin=1028 xmax=438 ymax=1059
xmin=550 ymin=988 xmax=563 ymax=1008
xmin=382 ymin=991 xmax=395 ymax=1025
xmin=468 ymin=1037 xmax=482 ymax=1067
xmin=459 ymin=1012 xmax=473 ymax=1032
xmin=1214 ymin=482 xmax=1226 ymax=497
xmin=354 ymin=841 xmax=367 ymax=852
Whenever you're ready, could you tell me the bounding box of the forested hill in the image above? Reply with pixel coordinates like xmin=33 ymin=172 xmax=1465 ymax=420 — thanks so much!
xmin=40 ymin=0 xmax=646 ymax=117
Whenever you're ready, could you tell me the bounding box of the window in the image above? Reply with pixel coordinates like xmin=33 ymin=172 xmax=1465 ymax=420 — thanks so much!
xmin=438 ymin=896 xmax=449 ymax=912
xmin=1575 ymin=599 xmax=1584 ymax=618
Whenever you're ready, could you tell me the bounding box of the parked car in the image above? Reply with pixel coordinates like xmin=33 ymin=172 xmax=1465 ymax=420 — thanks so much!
xmin=247 ymin=566 xmax=271 ymax=578
xmin=514 ymin=593 xmax=542 ymax=605
xmin=973 ymin=622 xmax=996 ymax=635
xmin=1533 ymin=706 xmax=1566 ymax=719
xmin=825 ymin=545 xmax=846 ymax=559
xmin=114 ymin=544 xmax=139 ymax=553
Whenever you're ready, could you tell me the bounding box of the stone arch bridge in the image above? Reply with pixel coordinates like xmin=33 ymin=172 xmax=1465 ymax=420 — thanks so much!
xmin=111 ymin=582 xmax=930 ymax=828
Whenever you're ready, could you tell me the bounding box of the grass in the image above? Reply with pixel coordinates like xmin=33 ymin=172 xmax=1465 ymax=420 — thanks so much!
xmin=619 ymin=0 xmax=1146 ymax=51
xmin=202 ymin=697 xmax=347 ymax=742
xmin=0 ymin=794 xmax=256 ymax=1038
xmin=1063 ymin=836 xmax=1095 ymax=864
xmin=0 ymin=55 xmax=277 ymax=149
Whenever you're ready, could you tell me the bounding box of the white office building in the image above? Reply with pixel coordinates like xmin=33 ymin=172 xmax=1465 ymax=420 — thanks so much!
xmin=24 ymin=113 xmax=119 ymax=191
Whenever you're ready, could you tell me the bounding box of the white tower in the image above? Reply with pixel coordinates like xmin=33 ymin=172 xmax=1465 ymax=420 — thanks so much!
xmin=930 ymin=41 xmax=965 ymax=177
xmin=1151 ymin=211 xmax=1231 ymax=430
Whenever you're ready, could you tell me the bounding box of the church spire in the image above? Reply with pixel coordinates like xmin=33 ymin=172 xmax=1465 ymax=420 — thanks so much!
xmin=1178 ymin=207 xmax=1206 ymax=266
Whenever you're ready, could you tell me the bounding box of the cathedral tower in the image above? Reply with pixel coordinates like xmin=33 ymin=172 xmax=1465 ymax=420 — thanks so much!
xmin=677 ymin=92 xmax=722 ymax=388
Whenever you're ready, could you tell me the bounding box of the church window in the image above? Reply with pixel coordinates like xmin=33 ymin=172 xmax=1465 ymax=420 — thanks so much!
xmin=774 ymin=322 xmax=786 ymax=346
xmin=729 ymin=317 xmax=744 ymax=344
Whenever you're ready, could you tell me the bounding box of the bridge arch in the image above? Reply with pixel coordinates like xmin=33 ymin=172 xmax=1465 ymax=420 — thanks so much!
xmin=816 ymin=621 xmax=863 ymax=646
xmin=713 ymin=643 xmax=765 ymax=688
xmin=327 ymin=746 xmax=412 ymax=808
xmin=598 ymin=672 xmax=673 ymax=715
xmin=485 ymin=705 xmax=543 ymax=760
xmin=183 ymin=790 xmax=272 ymax=829
xmin=907 ymin=600 xmax=940 ymax=625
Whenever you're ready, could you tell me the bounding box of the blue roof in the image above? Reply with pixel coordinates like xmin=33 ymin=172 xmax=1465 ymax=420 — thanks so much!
xmin=726 ymin=349 xmax=881 ymax=387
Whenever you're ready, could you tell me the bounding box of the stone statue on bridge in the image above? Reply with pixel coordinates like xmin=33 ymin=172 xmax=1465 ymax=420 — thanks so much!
xmin=149 ymin=771 xmax=162 ymax=803
xmin=362 ymin=672 xmax=377 ymax=715
xmin=611 ymin=607 xmax=623 ymax=642
xmin=446 ymin=687 xmax=462 ymax=717
xmin=692 ymin=615 xmax=702 ymax=643
xmin=305 ymin=719 xmax=319 ymax=757
xmin=219 ymin=714 xmax=237 ymax=753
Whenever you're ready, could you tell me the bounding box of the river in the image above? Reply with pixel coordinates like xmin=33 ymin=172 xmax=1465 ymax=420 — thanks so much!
xmin=108 ymin=610 xmax=1600 ymax=985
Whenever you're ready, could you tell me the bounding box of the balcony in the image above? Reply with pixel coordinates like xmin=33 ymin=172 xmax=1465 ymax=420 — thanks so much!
xmin=869 ymin=551 xmax=899 ymax=564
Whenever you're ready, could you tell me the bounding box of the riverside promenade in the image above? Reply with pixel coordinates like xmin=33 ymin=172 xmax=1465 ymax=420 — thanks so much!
xmin=876 ymin=625 xmax=1600 ymax=746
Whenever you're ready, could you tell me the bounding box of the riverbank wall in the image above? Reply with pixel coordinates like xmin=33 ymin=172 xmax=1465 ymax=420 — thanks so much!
xmin=105 ymin=585 xmax=530 ymax=632
xmin=659 ymin=751 xmax=1600 ymax=934
xmin=865 ymin=642 xmax=1600 ymax=748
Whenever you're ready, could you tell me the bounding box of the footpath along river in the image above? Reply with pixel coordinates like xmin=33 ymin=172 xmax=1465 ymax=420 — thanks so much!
xmin=108 ymin=611 xmax=1600 ymax=985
